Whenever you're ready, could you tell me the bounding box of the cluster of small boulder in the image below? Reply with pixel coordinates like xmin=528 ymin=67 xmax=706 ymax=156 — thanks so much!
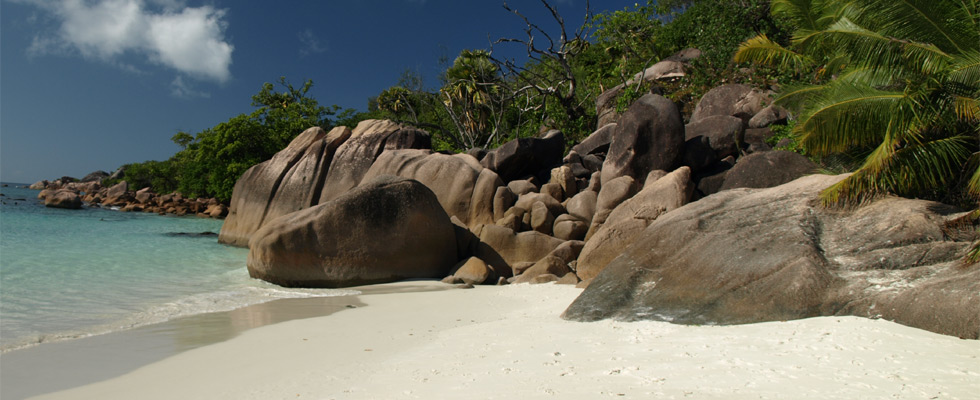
xmin=227 ymin=79 xmax=820 ymax=290
xmin=30 ymin=174 xmax=228 ymax=218
xmin=224 ymin=50 xmax=977 ymax=339
xmin=26 ymin=48 xmax=978 ymax=338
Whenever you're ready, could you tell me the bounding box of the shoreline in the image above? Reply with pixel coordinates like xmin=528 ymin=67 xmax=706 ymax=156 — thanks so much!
xmin=0 ymin=281 xmax=453 ymax=400
xmin=9 ymin=282 xmax=979 ymax=400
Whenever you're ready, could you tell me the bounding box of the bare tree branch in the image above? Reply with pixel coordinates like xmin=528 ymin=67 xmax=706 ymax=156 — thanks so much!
xmin=489 ymin=0 xmax=594 ymax=135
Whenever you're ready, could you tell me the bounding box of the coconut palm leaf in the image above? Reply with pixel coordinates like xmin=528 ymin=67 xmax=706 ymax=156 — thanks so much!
xmin=771 ymin=0 xmax=839 ymax=33
xmin=835 ymin=66 xmax=898 ymax=88
xmin=734 ymin=34 xmax=811 ymax=71
xmin=772 ymin=82 xmax=828 ymax=110
xmin=817 ymin=17 xmax=952 ymax=75
xmin=740 ymin=0 xmax=979 ymax=207
xmin=852 ymin=0 xmax=979 ymax=54
xmin=967 ymin=240 xmax=980 ymax=264
xmin=968 ymin=152 xmax=980 ymax=198
xmin=948 ymin=50 xmax=980 ymax=97
xmin=954 ymin=96 xmax=980 ymax=121
xmin=821 ymin=134 xmax=974 ymax=205
xmin=796 ymin=82 xmax=906 ymax=154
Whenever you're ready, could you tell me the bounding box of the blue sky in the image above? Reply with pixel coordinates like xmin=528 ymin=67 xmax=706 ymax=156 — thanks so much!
xmin=1 ymin=0 xmax=637 ymax=184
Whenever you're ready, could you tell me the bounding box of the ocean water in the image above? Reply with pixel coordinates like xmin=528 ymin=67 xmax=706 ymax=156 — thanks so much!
xmin=0 ymin=183 xmax=354 ymax=352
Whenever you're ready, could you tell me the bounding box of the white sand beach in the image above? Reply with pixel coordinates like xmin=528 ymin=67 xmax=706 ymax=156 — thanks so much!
xmin=25 ymin=282 xmax=980 ymax=400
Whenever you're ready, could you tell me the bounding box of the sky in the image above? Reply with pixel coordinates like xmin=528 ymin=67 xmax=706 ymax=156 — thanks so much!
xmin=0 ymin=0 xmax=639 ymax=184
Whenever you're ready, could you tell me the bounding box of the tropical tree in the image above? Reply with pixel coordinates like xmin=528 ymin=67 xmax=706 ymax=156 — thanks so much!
xmin=735 ymin=0 xmax=980 ymax=207
xmin=441 ymin=49 xmax=506 ymax=149
xmin=172 ymin=78 xmax=340 ymax=201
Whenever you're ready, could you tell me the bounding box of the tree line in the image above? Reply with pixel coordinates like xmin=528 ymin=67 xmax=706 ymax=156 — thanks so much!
xmin=110 ymin=0 xmax=978 ymax=226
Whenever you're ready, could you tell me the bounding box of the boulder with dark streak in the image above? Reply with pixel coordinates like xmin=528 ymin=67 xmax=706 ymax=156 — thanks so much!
xmin=562 ymin=174 xmax=979 ymax=339
xmin=247 ymin=176 xmax=457 ymax=288
xmin=220 ymin=120 xmax=428 ymax=247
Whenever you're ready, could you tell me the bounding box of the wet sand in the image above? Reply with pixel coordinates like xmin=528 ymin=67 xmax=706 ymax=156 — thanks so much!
xmin=0 ymin=281 xmax=449 ymax=400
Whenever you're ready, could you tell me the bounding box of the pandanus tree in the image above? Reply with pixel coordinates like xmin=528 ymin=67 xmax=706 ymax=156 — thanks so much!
xmin=735 ymin=0 xmax=980 ymax=209
xmin=440 ymin=49 xmax=506 ymax=149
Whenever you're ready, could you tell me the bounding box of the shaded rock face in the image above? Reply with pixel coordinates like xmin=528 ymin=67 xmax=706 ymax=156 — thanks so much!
xmin=473 ymin=224 xmax=566 ymax=274
xmin=571 ymin=123 xmax=615 ymax=156
xmin=690 ymin=84 xmax=770 ymax=124
xmin=247 ymin=176 xmax=457 ymax=288
xmin=363 ymin=149 xmax=500 ymax=228
xmin=601 ymin=94 xmax=684 ymax=186
xmin=220 ymin=127 xmax=346 ymax=247
xmin=81 ymin=171 xmax=109 ymax=183
xmin=562 ymin=174 xmax=979 ymax=339
xmin=480 ymin=130 xmax=564 ymax=182
xmin=220 ymin=121 xmax=428 ymax=247
xmin=682 ymin=115 xmax=744 ymax=172
xmin=576 ymin=167 xmax=693 ymax=280
xmin=719 ymin=150 xmax=819 ymax=191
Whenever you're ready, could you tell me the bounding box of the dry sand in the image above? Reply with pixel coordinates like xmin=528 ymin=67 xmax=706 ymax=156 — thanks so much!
xmin=22 ymin=282 xmax=980 ymax=399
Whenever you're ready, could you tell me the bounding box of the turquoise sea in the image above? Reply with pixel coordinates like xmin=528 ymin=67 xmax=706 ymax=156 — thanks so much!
xmin=0 ymin=183 xmax=353 ymax=352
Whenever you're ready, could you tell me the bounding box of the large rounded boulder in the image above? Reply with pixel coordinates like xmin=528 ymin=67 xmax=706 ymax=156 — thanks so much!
xmin=480 ymin=129 xmax=564 ymax=182
xmin=576 ymin=167 xmax=693 ymax=281
xmin=719 ymin=150 xmax=819 ymax=191
xmin=362 ymin=149 xmax=501 ymax=228
xmin=247 ymin=176 xmax=458 ymax=288
xmin=562 ymin=174 xmax=979 ymax=339
xmin=44 ymin=189 xmax=83 ymax=209
xmin=601 ymin=93 xmax=684 ymax=185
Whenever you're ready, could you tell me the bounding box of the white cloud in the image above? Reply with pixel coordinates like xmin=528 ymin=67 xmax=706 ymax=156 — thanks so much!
xmin=297 ymin=29 xmax=327 ymax=57
xmin=170 ymin=76 xmax=210 ymax=98
xmin=24 ymin=0 xmax=233 ymax=83
xmin=147 ymin=7 xmax=233 ymax=82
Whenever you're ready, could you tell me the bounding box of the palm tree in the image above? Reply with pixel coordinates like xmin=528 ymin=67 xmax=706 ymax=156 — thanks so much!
xmin=440 ymin=49 xmax=504 ymax=149
xmin=735 ymin=0 xmax=980 ymax=207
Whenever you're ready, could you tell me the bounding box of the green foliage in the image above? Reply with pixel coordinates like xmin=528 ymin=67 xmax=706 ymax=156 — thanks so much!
xmin=656 ymin=0 xmax=792 ymax=84
xmin=373 ymin=69 xmax=457 ymax=150
xmin=104 ymin=160 xmax=178 ymax=193
xmin=738 ymin=0 xmax=980 ymax=207
xmin=576 ymin=0 xmax=796 ymax=124
xmin=589 ymin=2 xmax=662 ymax=86
xmin=615 ymin=84 xmax=647 ymax=113
xmin=170 ymin=78 xmax=341 ymax=202
xmin=766 ymin=120 xmax=804 ymax=153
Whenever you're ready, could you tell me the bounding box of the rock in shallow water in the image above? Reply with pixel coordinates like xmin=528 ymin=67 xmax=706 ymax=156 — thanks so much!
xmin=44 ymin=189 xmax=82 ymax=209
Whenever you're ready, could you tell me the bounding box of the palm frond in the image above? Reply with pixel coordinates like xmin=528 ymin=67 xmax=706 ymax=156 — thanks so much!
xmin=734 ymin=34 xmax=812 ymax=71
xmin=968 ymin=151 xmax=980 ymax=199
xmin=772 ymin=0 xmax=828 ymax=32
xmin=947 ymin=50 xmax=980 ymax=97
xmin=821 ymin=134 xmax=974 ymax=205
xmin=966 ymin=240 xmax=980 ymax=265
xmin=797 ymin=82 xmax=906 ymax=154
xmin=853 ymin=0 xmax=980 ymax=54
xmin=954 ymin=96 xmax=980 ymax=122
xmin=836 ymin=67 xmax=896 ymax=87
xmin=818 ymin=17 xmax=952 ymax=76
xmin=773 ymin=83 xmax=828 ymax=110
